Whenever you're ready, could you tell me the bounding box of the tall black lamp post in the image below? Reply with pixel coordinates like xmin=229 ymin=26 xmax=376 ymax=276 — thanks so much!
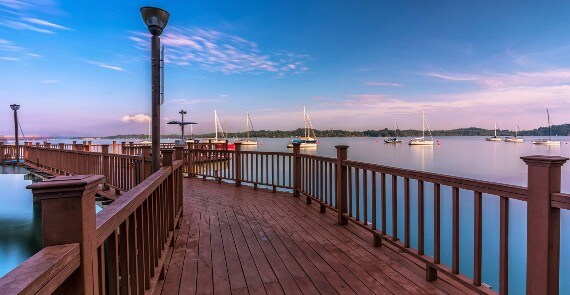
xmin=10 ymin=104 xmax=20 ymax=164
xmin=140 ymin=6 xmax=169 ymax=172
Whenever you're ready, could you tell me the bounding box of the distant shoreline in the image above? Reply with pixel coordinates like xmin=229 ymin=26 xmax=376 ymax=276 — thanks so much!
xmin=2 ymin=123 xmax=568 ymax=140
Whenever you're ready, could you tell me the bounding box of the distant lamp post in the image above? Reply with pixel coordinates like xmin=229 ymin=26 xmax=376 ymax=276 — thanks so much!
xmin=167 ymin=109 xmax=197 ymax=144
xmin=140 ymin=6 xmax=170 ymax=172
xmin=10 ymin=104 xmax=20 ymax=164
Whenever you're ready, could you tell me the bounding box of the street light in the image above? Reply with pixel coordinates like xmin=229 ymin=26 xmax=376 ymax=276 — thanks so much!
xmin=10 ymin=104 xmax=20 ymax=164
xmin=140 ymin=6 xmax=169 ymax=172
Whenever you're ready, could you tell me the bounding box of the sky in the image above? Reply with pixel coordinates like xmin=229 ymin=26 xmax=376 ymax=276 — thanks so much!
xmin=2 ymin=0 xmax=570 ymax=137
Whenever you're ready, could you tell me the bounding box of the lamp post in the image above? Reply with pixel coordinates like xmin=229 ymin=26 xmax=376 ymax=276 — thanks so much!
xmin=179 ymin=110 xmax=187 ymax=141
xmin=140 ymin=6 xmax=170 ymax=172
xmin=10 ymin=104 xmax=20 ymax=164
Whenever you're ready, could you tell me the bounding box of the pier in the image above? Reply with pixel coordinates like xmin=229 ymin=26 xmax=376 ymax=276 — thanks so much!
xmin=0 ymin=142 xmax=568 ymax=294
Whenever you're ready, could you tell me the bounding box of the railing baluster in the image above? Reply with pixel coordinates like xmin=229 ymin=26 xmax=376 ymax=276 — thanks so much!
xmin=108 ymin=231 xmax=120 ymax=294
xmin=392 ymin=175 xmax=398 ymax=241
xmin=355 ymin=168 xmax=360 ymax=221
xmin=119 ymin=220 xmax=131 ymax=294
xmin=404 ymin=177 xmax=410 ymax=248
xmin=500 ymin=196 xmax=509 ymax=295
xmin=474 ymin=191 xmax=482 ymax=286
xmin=434 ymin=183 xmax=441 ymax=263
xmin=452 ymin=187 xmax=460 ymax=274
xmin=418 ymin=180 xmax=424 ymax=255
xmin=381 ymin=173 xmax=386 ymax=235
xmin=348 ymin=167 xmax=353 ymax=217
xmin=363 ymin=170 xmax=368 ymax=225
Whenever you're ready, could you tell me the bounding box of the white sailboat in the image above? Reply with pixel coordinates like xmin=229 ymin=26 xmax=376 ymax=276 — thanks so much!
xmin=202 ymin=110 xmax=227 ymax=144
xmin=408 ymin=111 xmax=434 ymax=145
xmin=504 ymin=122 xmax=524 ymax=142
xmin=384 ymin=120 xmax=402 ymax=144
xmin=533 ymin=109 xmax=560 ymax=145
xmin=287 ymin=106 xmax=318 ymax=148
xmin=235 ymin=112 xmax=258 ymax=146
xmin=485 ymin=122 xmax=502 ymax=141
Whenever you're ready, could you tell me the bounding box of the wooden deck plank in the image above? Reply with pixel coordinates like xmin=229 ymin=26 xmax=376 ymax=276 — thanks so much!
xmin=223 ymin=209 xmax=267 ymax=294
xmin=177 ymin=213 xmax=200 ymax=294
xmin=160 ymin=178 xmax=477 ymax=295
xmin=248 ymin=202 xmax=339 ymax=295
xmin=217 ymin=207 xmax=248 ymax=291
xmin=209 ymin=212 xmax=231 ymax=294
xmin=236 ymin=207 xmax=303 ymax=295
xmin=196 ymin=212 xmax=214 ymax=294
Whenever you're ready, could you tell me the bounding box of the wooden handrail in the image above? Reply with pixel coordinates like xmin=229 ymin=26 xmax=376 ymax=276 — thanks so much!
xmin=551 ymin=192 xmax=570 ymax=210
xmin=0 ymin=243 xmax=80 ymax=295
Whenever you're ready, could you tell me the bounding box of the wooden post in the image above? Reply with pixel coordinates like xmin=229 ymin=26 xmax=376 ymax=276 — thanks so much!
xmin=293 ymin=143 xmax=301 ymax=197
xmin=335 ymin=145 xmax=349 ymax=225
xmin=234 ymin=143 xmax=242 ymax=187
xmin=141 ymin=146 xmax=152 ymax=180
xmin=174 ymin=145 xmax=184 ymax=227
xmin=521 ymin=155 xmax=568 ymax=295
xmin=121 ymin=142 xmax=126 ymax=155
xmin=0 ymin=143 xmax=4 ymax=163
xmin=101 ymin=144 xmax=110 ymax=190
xmin=27 ymin=175 xmax=105 ymax=295
xmin=162 ymin=149 xmax=173 ymax=167
xmin=87 ymin=141 xmax=92 ymax=152
xmin=112 ymin=140 xmax=117 ymax=154
xmin=187 ymin=142 xmax=194 ymax=177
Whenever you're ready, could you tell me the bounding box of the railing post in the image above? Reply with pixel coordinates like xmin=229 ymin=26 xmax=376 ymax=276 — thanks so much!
xmin=234 ymin=143 xmax=242 ymax=187
xmin=141 ymin=146 xmax=152 ymax=180
xmin=101 ymin=144 xmax=110 ymax=190
xmin=335 ymin=145 xmax=349 ymax=225
xmin=27 ymin=175 xmax=105 ymax=295
xmin=174 ymin=145 xmax=184 ymax=222
xmin=187 ymin=142 xmax=194 ymax=177
xmin=87 ymin=141 xmax=92 ymax=152
xmin=293 ymin=143 xmax=301 ymax=197
xmin=0 ymin=142 xmax=4 ymax=163
xmin=521 ymin=155 xmax=568 ymax=295
xmin=121 ymin=142 xmax=126 ymax=154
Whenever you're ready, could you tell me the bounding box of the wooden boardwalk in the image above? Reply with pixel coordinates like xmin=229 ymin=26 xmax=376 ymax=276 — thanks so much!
xmin=159 ymin=178 xmax=475 ymax=295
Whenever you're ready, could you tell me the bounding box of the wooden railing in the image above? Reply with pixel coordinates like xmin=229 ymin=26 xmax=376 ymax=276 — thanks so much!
xmin=186 ymin=143 xmax=569 ymax=295
xmin=24 ymin=144 xmax=152 ymax=192
xmin=0 ymin=149 xmax=183 ymax=294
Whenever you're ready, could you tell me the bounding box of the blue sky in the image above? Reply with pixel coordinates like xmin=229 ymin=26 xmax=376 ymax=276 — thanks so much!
xmin=2 ymin=0 xmax=570 ymax=136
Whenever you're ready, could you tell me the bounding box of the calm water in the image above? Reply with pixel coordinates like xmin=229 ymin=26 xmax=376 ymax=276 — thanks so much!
xmin=2 ymin=136 xmax=569 ymax=293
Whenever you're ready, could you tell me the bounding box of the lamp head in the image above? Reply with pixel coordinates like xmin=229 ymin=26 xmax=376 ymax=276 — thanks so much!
xmin=179 ymin=110 xmax=187 ymax=115
xmin=10 ymin=104 xmax=20 ymax=111
xmin=140 ymin=6 xmax=170 ymax=36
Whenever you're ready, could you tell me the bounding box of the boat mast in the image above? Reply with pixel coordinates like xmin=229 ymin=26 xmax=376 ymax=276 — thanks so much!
xmin=422 ymin=111 xmax=426 ymax=139
xmin=547 ymin=108 xmax=552 ymax=141
xmin=494 ymin=122 xmax=497 ymax=137
xmin=303 ymin=105 xmax=307 ymax=138
xmin=515 ymin=121 xmax=518 ymax=138
xmin=246 ymin=112 xmax=249 ymax=140
xmin=214 ymin=110 xmax=218 ymax=141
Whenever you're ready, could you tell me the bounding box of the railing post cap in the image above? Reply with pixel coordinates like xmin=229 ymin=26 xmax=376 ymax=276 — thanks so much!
xmin=335 ymin=145 xmax=349 ymax=149
xmin=27 ymin=175 xmax=105 ymax=199
xmin=521 ymin=155 xmax=569 ymax=167
xmin=161 ymin=148 xmax=175 ymax=153
xmin=292 ymin=142 xmax=301 ymax=146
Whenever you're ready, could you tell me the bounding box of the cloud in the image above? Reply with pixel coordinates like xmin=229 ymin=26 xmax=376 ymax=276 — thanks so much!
xmin=130 ymin=27 xmax=310 ymax=75
xmin=0 ymin=16 xmax=70 ymax=34
xmin=41 ymin=79 xmax=57 ymax=83
xmin=0 ymin=0 xmax=57 ymax=10
xmin=88 ymin=61 xmax=128 ymax=72
xmin=169 ymin=98 xmax=220 ymax=105
xmin=121 ymin=114 xmax=150 ymax=123
xmin=0 ymin=38 xmax=39 ymax=61
xmin=365 ymin=81 xmax=402 ymax=87
xmin=219 ymin=94 xmax=230 ymax=98
xmin=425 ymin=69 xmax=570 ymax=88
xmin=324 ymin=94 xmax=391 ymax=106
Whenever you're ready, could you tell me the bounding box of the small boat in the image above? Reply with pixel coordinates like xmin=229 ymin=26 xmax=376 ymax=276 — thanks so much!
xmin=287 ymin=106 xmax=318 ymax=148
xmin=504 ymin=122 xmax=524 ymax=142
xmin=408 ymin=111 xmax=434 ymax=145
xmin=384 ymin=120 xmax=402 ymax=144
xmin=234 ymin=112 xmax=258 ymax=146
xmin=485 ymin=122 xmax=502 ymax=141
xmin=533 ymin=109 xmax=560 ymax=145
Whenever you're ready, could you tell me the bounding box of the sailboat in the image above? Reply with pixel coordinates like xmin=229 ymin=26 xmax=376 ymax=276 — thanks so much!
xmin=384 ymin=120 xmax=402 ymax=144
xmin=504 ymin=122 xmax=524 ymax=142
xmin=235 ymin=112 xmax=258 ymax=146
xmin=139 ymin=118 xmax=152 ymax=144
xmin=287 ymin=106 xmax=318 ymax=148
xmin=485 ymin=122 xmax=502 ymax=141
xmin=408 ymin=111 xmax=434 ymax=145
xmin=533 ymin=109 xmax=561 ymax=145
xmin=202 ymin=110 xmax=227 ymax=144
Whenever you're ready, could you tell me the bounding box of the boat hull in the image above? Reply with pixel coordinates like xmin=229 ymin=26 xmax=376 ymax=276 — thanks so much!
xmin=287 ymin=143 xmax=317 ymax=148
xmin=485 ymin=137 xmax=502 ymax=141
xmin=532 ymin=140 xmax=561 ymax=145
xmin=504 ymin=138 xmax=524 ymax=143
xmin=236 ymin=140 xmax=258 ymax=146
xmin=408 ymin=140 xmax=434 ymax=146
xmin=384 ymin=138 xmax=402 ymax=144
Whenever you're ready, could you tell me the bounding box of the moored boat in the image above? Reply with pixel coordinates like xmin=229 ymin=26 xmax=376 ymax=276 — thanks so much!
xmin=384 ymin=120 xmax=402 ymax=144
xmin=504 ymin=122 xmax=524 ymax=142
xmin=287 ymin=106 xmax=318 ymax=148
xmin=408 ymin=111 xmax=434 ymax=145
xmin=234 ymin=112 xmax=258 ymax=146
xmin=532 ymin=109 xmax=560 ymax=145
xmin=485 ymin=122 xmax=502 ymax=141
